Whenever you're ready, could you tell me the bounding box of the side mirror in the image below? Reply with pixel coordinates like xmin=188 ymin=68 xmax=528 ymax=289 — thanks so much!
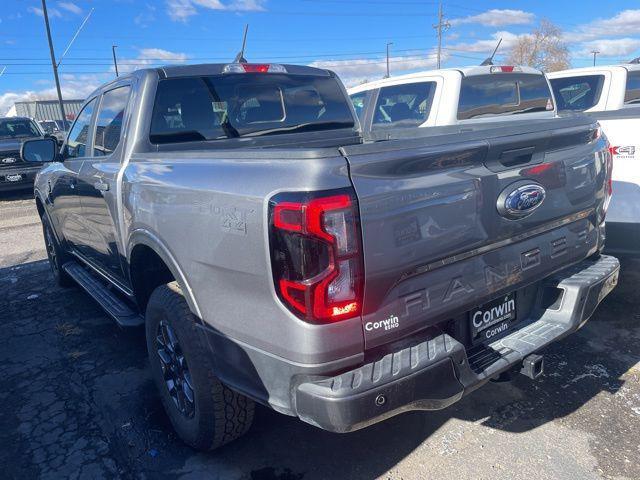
xmin=21 ymin=138 xmax=58 ymax=163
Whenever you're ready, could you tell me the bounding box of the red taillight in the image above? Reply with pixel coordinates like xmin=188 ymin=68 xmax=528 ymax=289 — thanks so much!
xmin=605 ymin=146 xmax=613 ymax=212
xmin=242 ymin=64 xmax=271 ymax=73
xmin=269 ymin=191 xmax=363 ymax=323
xmin=222 ymin=63 xmax=288 ymax=74
xmin=490 ymin=66 xmax=521 ymax=73
xmin=599 ymin=131 xmax=613 ymax=216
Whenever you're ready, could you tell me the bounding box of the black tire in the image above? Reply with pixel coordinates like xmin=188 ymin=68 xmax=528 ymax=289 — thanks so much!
xmin=41 ymin=216 xmax=74 ymax=288
xmin=145 ymin=281 xmax=254 ymax=451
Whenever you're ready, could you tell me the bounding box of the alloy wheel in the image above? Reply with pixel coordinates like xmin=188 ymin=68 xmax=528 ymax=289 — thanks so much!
xmin=156 ymin=319 xmax=195 ymax=418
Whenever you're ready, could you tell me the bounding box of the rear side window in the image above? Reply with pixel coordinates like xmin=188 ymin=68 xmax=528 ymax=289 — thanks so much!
xmin=66 ymin=98 xmax=96 ymax=159
xmin=550 ymin=75 xmax=605 ymax=111
xmin=349 ymin=92 xmax=366 ymax=123
xmin=624 ymin=71 xmax=640 ymax=105
xmin=94 ymin=86 xmax=131 ymax=156
xmin=372 ymin=82 xmax=435 ymax=129
xmin=149 ymin=74 xmax=354 ymax=144
xmin=458 ymin=74 xmax=553 ymax=120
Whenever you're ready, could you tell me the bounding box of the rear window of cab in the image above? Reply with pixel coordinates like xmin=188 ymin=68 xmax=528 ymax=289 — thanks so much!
xmin=149 ymin=73 xmax=355 ymax=144
xmin=458 ymin=73 xmax=554 ymax=120
xmin=549 ymin=75 xmax=605 ymax=111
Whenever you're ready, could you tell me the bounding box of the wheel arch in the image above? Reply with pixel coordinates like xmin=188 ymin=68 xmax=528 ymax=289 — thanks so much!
xmin=128 ymin=229 xmax=202 ymax=319
xmin=34 ymin=188 xmax=63 ymax=244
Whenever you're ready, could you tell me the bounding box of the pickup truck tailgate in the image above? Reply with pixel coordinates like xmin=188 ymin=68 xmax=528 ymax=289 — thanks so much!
xmin=342 ymin=117 xmax=609 ymax=349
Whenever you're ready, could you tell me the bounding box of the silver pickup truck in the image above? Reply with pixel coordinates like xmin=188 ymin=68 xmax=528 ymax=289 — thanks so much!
xmin=22 ymin=62 xmax=619 ymax=450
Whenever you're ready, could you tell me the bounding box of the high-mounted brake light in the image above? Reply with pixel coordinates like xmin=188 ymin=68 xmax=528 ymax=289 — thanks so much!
xmin=269 ymin=191 xmax=363 ymax=323
xmin=490 ymin=66 xmax=521 ymax=73
xmin=222 ymin=63 xmax=287 ymax=74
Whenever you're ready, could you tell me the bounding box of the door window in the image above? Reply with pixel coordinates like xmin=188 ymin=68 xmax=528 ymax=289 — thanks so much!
xmin=94 ymin=86 xmax=131 ymax=156
xmin=372 ymin=82 xmax=435 ymax=130
xmin=624 ymin=71 xmax=640 ymax=105
xmin=66 ymin=98 xmax=96 ymax=158
xmin=349 ymin=92 xmax=367 ymax=123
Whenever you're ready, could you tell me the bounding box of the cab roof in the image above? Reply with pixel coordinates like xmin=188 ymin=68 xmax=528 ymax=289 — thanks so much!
xmin=547 ymin=63 xmax=640 ymax=77
xmin=156 ymin=63 xmax=332 ymax=78
xmin=348 ymin=65 xmax=544 ymax=94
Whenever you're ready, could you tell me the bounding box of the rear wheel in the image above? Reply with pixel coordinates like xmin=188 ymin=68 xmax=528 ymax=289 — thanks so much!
xmin=145 ymin=281 xmax=254 ymax=451
xmin=42 ymin=217 xmax=73 ymax=288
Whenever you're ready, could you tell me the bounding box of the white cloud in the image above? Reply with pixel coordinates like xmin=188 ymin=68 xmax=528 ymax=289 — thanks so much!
xmin=578 ymin=38 xmax=640 ymax=58
xmin=166 ymin=0 xmax=266 ymax=22
xmin=450 ymin=9 xmax=534 ymax=27
xmin=57 ymin=2 xmax=82 ymax=15
xmin=0 ymin=74 xmax=103 ymax=116
xmin=28 ymin=6 xmax=63 ymax=18
xmin=567 ymin=9 xmax=640 ymax=43
xmin=0 ymin=48 xmax=189 ymax=116
xmin=310 ymin=51 xmax=446 ymax=87
xmin=135 ymin=3 xmax=157 ymax=27
xmin=114 ymin=48 xmax=189 ymax=74
xmin=448 ymin=31 xmax=526 ymax=55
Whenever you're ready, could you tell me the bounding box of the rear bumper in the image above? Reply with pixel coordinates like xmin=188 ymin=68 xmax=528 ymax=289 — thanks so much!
xmin=0 ymin=165 xmax=41 ymax=191
xmin=295 ymin=255 xmax=619 ymax=433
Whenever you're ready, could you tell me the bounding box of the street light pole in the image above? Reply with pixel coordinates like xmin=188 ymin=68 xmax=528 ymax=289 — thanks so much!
xmin=112 ymin=45 xmax=119 ymax=77
xmin=385 ymin=42 xmax=393 ymax=78
xmin=41 ymin=0 xmax=66 ymax=123
xmin=592 ymin=50 xmax=600 ymax=67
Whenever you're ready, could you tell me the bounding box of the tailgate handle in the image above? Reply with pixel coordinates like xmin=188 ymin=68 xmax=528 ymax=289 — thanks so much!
xmin=499 ymin=146 xmax=536 ymax=167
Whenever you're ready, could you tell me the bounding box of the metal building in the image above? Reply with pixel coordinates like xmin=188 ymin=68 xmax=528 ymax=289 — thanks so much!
xmin=12 ymin=99 xmax=84 ymax=122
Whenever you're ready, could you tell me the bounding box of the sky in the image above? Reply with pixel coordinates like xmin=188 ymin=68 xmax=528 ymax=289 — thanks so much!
xmin=1 ymin=0 xmax=640 ymax=115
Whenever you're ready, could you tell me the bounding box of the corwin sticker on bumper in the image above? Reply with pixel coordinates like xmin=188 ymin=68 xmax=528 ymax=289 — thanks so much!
xmin=470 ymin=293 xmax=516 ymax=342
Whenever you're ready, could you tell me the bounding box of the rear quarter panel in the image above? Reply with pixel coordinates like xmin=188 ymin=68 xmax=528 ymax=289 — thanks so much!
xmin=122 ymin=149 xmax=364 ymax=364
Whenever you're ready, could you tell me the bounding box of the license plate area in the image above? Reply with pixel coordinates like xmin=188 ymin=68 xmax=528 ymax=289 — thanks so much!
xmin=3 ymin=173 xmax=24 ymax=183
xmin=470 ymin=292 xmax=517 ymax=344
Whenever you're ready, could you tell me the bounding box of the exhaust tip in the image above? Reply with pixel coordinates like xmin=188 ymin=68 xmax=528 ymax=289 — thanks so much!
xmin=520 ymin=354 xmax=544 ymax=379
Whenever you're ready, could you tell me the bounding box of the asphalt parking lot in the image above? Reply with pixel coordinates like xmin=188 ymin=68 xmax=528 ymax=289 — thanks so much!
xmin=1 ymin=190 xmax=639 ymax=480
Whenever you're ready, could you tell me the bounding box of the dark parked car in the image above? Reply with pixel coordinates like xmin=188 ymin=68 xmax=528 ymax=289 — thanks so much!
xmin=0 ymin=117 xmax=48 ymax=192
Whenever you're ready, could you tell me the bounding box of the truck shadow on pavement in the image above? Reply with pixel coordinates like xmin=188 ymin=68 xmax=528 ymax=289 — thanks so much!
xmin=0 ymin=258 xmax=638 ymax=479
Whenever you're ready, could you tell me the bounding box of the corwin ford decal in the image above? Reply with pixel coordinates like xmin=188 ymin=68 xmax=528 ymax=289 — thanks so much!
xmin=609 ymin=146 xmax=637 ymax=159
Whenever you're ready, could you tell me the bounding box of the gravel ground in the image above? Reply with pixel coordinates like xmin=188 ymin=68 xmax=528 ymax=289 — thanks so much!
xmin=1 ymin=189 xmax=639 ymax=480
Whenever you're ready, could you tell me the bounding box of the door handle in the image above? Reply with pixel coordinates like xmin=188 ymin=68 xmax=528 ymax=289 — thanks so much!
xmin=94 ymin=181 xmax=109 ymax=192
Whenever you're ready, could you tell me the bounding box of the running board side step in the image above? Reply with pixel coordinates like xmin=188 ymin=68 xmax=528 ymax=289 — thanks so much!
xmin=63 ymin=261 xmax=144 ymax=327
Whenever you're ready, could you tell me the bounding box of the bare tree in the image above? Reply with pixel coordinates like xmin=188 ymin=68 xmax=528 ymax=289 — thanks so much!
xmin=507 ymin=20 xmax=570 ymax=72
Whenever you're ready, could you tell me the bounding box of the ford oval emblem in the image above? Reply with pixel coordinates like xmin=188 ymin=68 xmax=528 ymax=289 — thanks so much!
xmin=497 ymin=182 xmax=546 ymax=220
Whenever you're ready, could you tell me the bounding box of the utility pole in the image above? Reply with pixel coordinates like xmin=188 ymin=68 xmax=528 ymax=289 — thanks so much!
xmin=591 ymin=50 xmax=599 ymax=66
xmin=385 ymin=42 xmax=393 ymax=78
xmin=433 ymin=1 xmax=450 ymax=69
xmin=112 ymin=45 xmax=119 ymax=77
xmin=41 ymin=0 xmax=66 ymax=123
